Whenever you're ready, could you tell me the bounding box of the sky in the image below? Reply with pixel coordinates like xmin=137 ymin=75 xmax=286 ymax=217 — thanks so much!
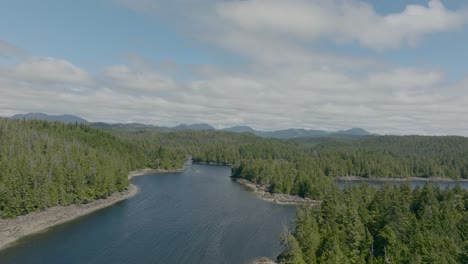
xmin=1 ymin=0 xmax=468 ymax=135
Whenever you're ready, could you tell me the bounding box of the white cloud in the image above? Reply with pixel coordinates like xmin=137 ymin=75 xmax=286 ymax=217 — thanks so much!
xmin=10 ymin=57 xmax=92 ymax=84
xmin=367 ymin=69 xmax=445 ymax=90
xmin=216 ymin=0 xmax=467 ymax=50
xmin=1 ymin=55 xmax=467 ymax=135
xmin=103 ymin=64 xmax=176 ymax=92
xmin=2 ymin=1 xmax=468 ymax=136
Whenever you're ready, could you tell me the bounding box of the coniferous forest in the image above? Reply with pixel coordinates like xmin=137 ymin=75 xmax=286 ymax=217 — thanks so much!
xmin=278 ymin=184 xmax=467 ymax=264
xmin=0 ymin=117 xmax=467 ymax=263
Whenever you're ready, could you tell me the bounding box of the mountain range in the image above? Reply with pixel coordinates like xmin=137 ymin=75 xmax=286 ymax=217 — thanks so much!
xmin=9 ymin=113 xmax=373 ymax=138
xmin=11 ymin=113 xmax=89 ymax=124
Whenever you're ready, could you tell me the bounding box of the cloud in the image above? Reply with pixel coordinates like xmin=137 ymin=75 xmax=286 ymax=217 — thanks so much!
xmin=9 ymin=57 xmax=92 ymax=85
xmin=1 ymin=52 xmax=467 ymax=135
xmin=102 ymin=64 xmax=176 ymax=93
xmin=2 ymin=1 xmax=468 ymax=136
xmin=215 ymin=0 xmax=467 ymax=50
xmin=0 ymin=40 xmax=27 ymax=59
xmin=367 ymin=68 xmax=445 ymax=90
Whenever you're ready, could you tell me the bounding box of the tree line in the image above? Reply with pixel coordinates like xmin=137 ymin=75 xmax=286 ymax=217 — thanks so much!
xmin=0 ymin=118 xmax=184 ymax=218
xmin=278 ymin=183 xmax=467 ymax=264
xmin=0 ymin=119 xmax=300 ymax=218
xmin=302 ymin=136 xmax=468 ymax=179
xmin=231 ymin=135 xmax=468 ymax=200
xmin=1 ymin=118 xmax=467 ymax=262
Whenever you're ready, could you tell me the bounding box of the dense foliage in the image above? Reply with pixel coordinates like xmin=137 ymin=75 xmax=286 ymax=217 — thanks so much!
xmin=302 ymin=136 xmax=468 ymax=179
xmin=232 ymin=159 xmax=335 ymax=199
xmin=279 ymin=183 xmax=468 ymax=264
xmin=0 ymin=118 xmax=186 ymax=218
xmin=0 ymin=120 xmax=302 ymax=218
xmin=1 ymin=118 xmax=467 ymax=261
xmin=231 ymin=135 xmax=468 ymax=200
xmin=110 ymin=130 xmax=303 ymax=165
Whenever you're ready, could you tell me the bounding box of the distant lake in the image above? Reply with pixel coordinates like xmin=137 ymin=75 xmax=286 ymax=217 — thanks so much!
xmin=0 ymin=164 xmax=295 ymax=264
xmin=336 ymin=178 xmax=468 ymax=190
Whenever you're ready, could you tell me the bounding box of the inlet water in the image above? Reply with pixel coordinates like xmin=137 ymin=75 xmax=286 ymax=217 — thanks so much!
xmin=0 ymin=164 xmax=295 ymax=264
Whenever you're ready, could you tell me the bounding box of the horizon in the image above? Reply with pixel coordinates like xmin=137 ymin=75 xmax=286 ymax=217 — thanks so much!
xmin=5 ymin=111 xmax=468 ymax=137
xmin=1 ymin=1 xmax=468 ymax=136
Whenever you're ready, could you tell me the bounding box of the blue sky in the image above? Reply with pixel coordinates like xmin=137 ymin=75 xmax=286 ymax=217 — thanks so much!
xmin=0 ymin=1 xmax=217 ymax=69
xmin=1 ymin=0 xmax=468 ymax=135
xmin=2 ymin=0 xmax=467 ymax=78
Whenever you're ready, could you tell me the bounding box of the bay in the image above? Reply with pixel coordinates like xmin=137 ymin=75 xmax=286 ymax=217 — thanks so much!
xmin=0 ymin=164 xmax=295 ymax=264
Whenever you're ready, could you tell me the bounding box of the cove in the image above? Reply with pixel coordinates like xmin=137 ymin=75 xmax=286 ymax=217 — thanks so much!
xmin=0 ymin=164 xmax=295 ymax=264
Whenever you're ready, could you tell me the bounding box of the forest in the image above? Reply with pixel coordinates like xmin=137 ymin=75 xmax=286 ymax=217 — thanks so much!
xmin=231 ymin=136 xmax=468 ymax=200
xmin=278 ymin=183 xmax=468 ymax=264
xmin=1 ymin=118 xmax=467 ymax=262
xmin=2 ymin=118 xmax=468 ymax=217
xmin=0 ymin=119 xmax=300 ymax=218
xmin=300 ymin=136 xmax=468 ymax=179
xmin=0 ymin=118 xmax=196 ymax=218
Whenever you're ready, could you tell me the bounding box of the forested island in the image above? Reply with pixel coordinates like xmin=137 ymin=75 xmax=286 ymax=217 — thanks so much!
xmin=0 ymin=117 xmax=467 ymax=262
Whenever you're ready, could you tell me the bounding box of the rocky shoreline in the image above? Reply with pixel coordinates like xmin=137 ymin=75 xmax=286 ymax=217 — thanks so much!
xmin=0 ymin=167 xmax=184 ymax=251
xmin=252 ymin=257 xmax=277 ymax=264
xmin=193 ymin=161 xmax=232 ymax=166
xmin=233 ymin=178 xmax=321 ymax=206
xmin=128 ymin=167 xmax=185 ymax=178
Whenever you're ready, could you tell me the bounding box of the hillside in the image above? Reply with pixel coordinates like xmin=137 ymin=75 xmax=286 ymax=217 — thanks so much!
xmin=1 ymin=118 xmax=467 ymax=263
xmin=11 ymin=113 xmax=88 ymax=124
xmin=10 ymin=113 xmax=374 ymax=138
xmin=173 ymin=123 xmax=216 ymax=131
xmin=0 ymin=118 xmax=183 ymax=218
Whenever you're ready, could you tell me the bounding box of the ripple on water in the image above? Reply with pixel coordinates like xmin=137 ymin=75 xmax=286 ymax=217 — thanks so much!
xmin=0 ymin=164 xmax=295 ymax=264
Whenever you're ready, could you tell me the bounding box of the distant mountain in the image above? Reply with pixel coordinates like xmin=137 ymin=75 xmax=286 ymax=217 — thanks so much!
xmin=222 ymin=127 xmax=331 ymax=138
xmin=90 ymin=122 xmax=171 ymax=132
xmin=191 ymin=126 xmax=371 ymax=138
xmin=10 ymin=113 xmax=373 ymax=138
xmin=257 ymin=128 xmax=328 ymax=139
xmin=92 ymin=122 xmax=372 ymax=138
xmin=89 ymin=122 xmax=116 ymax=129
xmin=336 ymin=128 xmax=371 ymax=136
xmin=91 ymin=122 xmax=215 ymax=132
xmin=173 ymin=123 xmax=215 ymax=131
xmin=222 ymin=126 xmax=257 ymax=133
xmin=11 ymin=113 xmax=88 ymax=124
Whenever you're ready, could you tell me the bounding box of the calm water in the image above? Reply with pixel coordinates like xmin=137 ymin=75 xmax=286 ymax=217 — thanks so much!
xmin=0 ymin=164 xmax=295 ymax=264
xmin=336 ymin=179 xmax=468 ymax=190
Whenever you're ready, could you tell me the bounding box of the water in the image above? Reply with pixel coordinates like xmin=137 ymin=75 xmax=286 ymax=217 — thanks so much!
xmin=0 ymin=164 xmax=295 ymax=264
xmin=336 ymin=179 xmax=468 ymax=190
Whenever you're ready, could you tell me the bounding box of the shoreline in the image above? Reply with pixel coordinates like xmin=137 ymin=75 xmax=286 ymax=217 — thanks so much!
xmin=252 ymin=257 xmax=277 ymax=264
xmin=233 ymin=177 xmax=321 ymax=206
xmin=128 ymin=167 xmax=185 ymax=179
xmin=0 ymin=167 xmax=184 ymax=251
xmin=335 ymin=176 xmax=468 ymax=182
xmin=193 ymin=161 xmax=232 ymax=166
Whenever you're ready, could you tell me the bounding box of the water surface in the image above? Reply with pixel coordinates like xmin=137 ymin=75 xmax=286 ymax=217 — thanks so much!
xmin=0 ymin=164 xmax=295 ymax=264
